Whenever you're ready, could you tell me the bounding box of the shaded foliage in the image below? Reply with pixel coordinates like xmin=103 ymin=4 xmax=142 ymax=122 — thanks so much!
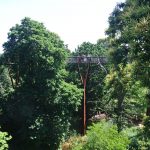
xmin=104 ymin=0 xmax=150 ymax=131
xmin=1 ymin=18 xmax=82 ymax=150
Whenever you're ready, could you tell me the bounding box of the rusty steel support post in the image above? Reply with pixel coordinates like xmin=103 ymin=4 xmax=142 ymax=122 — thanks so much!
xmin=68 ymin=56 xmax=107 ymax=135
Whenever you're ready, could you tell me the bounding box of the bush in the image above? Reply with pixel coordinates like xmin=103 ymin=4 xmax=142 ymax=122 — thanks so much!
xmin=62 ymin=136 xmax=86 ymax=150
xmin=0 ymin=131 xmax=11 ymax=150
xmin=83 ymin=121 xmax=129 ymax=150
xmin=67 ymin=121 xmax=129 ymax=150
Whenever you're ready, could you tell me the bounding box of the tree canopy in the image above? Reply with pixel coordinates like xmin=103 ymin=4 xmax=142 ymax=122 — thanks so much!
xmin=1 ymin=17 xmax=82 ymax=150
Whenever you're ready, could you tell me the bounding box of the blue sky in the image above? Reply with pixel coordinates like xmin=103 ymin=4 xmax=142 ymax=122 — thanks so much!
xmin=0 ymin=0 xmax=125 ymax=53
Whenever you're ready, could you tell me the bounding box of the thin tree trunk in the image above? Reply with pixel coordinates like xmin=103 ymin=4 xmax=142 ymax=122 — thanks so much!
xmin=8 ymin=68 xmax=15 ymax=89
xmin=146 ymin=93 xmax=150 ymax=116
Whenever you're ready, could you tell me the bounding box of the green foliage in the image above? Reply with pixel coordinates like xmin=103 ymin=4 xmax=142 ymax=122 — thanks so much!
xmin=103 ymin=64 xmax=148 ymax=128
xmin=1 ymin=17 xmax=82 ymax=150
xmin=124 ymin=126 xmax=150 ymax=150
xmin=3 ymin=17 xmax=67 ymax=88
xmin=143 ymin=116 xmax=150 ymax=138
xmin=83 ymin=121 xmax=129 ymax=150
xmin=70 ymin=121 xmax=129 ymax=150
xmin=104 ymin=0 xmax=150 ymax=132
xmin=107 ymin=0 xmax=150 ymax=86
xmin=0 ymin=130 xmax=11 ymax=150
xmin=62 ymin=136 xmax=86 ymax=150
xmin=0 ymin=64 xmax=13 ymax=98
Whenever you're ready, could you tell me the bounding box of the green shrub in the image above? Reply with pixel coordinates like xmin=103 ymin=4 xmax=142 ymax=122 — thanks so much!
xmin=61 ymin=136 xmax=86 ymax=150
xmin=83 ymin=121 xmax=129 ymax=150
xmin=0 ymin=131 xmax=11 ymax=150
xmin=70 ymin=121 xmax=129 ymax=150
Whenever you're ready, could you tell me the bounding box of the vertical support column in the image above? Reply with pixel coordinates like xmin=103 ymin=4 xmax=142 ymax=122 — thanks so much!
xmin=83 ymin=78 xmax=87 ymax=135
xmin=77 ymin=56 xmax=90 ymax=135
xmin=68 ymin=56 xmax=107 ymax=135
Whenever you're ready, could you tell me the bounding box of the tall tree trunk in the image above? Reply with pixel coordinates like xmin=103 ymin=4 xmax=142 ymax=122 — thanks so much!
xmin=146 ymin=93 xmax=150 ymax=116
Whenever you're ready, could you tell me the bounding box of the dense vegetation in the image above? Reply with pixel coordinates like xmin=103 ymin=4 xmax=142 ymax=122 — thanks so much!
xmin=63 ymin=121 xmax=130 ymax=150
xmin=0 ymin=18 xmax=82 ymax=149
xmin=0 ymin=0 xmax=150 ymax=149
